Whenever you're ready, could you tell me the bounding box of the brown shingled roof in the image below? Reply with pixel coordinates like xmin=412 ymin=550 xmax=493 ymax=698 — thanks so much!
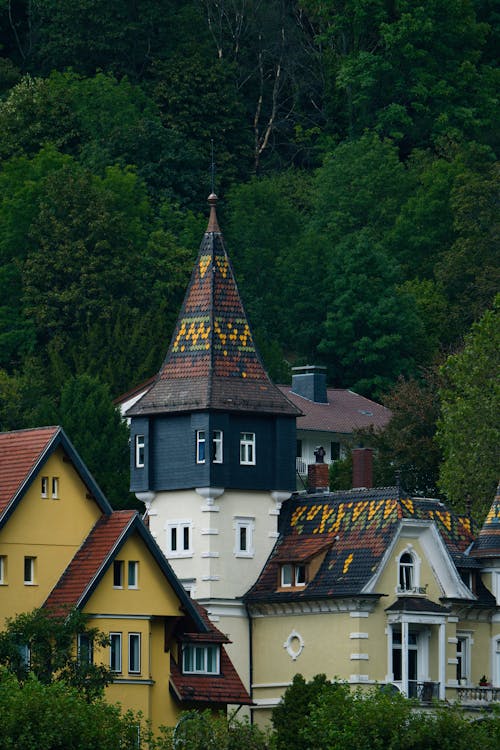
xmin=278 ymin=387 xmax=391 ymax=433
xmin=170 ymin=649 xmax=252 ymax=706
xmin=44 ymin=511 xmax=137 ymax=614
xmin=0 ymin=427 xmax=59 ymax=516
xmin=127 ymin=195 xmax=299 ymax=418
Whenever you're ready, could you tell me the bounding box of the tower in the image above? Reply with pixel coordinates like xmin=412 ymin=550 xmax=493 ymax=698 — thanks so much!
xmin=126 ymin=193 xmax=300 ymax=686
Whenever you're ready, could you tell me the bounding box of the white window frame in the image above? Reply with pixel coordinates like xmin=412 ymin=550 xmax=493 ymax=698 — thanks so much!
xmin=281 ymin=563 xmax=293 ymax=587
xmin=240 ymin=432 xmax=256 ymax=465
xmin=24 ymin=556 xmax=36 ymax=585
xmin=456 ymin=633 xmax=471 ymax=684
xmin=182 ymin=644 xmax=220 ymax=675
xmin=41 ymin=476 xmax=48 ymax=498
xmin=0 ymin=555 xmax=6 ymax=584
xmin=280 ymin=562 xmax=306 ymax=588
xmin=128 ymin=633 xmax=141 ymax=674
xmin=212 ymin=430 xmax=223 ymax=463
xmin=135 ymin=434 xmax=145 ymax=468
xmin=295 ymin=564 xmax=307 ymax=586
xmin=51 ymin=477 xmax=59 ymax=499
xmin=127 ymin=561 xmax=139 ymax=589
xmin=110 ymin=632 xmax=122 ymax=673
xmin=396 ymin=547 xmax=422 ymax=594
xmin=77 ymin=633 xmax=94 ymax=665
xmin=166 ymin=520 xmax=193 ymax=558
xmin=196 ymin=430 xmax=206 ymax=464
xmin=113 ymin=560 xmax=124 ymax=588
xmin=234 ymin=517 xmax=255 ymax=558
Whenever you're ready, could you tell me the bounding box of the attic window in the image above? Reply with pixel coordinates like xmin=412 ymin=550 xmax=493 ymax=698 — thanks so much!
xmin=182 ymin=644 xmax=220 ymax=674
xmin=399 ymin=552 xmax=414 ymax=590
xmin=280 ymin=563 xmax=307 ymax=588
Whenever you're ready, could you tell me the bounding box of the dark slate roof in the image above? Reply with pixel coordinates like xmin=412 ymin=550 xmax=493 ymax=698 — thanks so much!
xmin=0 ymin=426 xmax=112 ymax=528
xmin=385 ymin=597 xmax=450 ymax=614
xmin=278 ymin=386 xmax=391 ymax=433
xmin=245 ymin=488 xmax=476 ymax=604
xmin=470 ymin=483 xmax=500 ymax=558
xmin=127 ymin=195 xmax=300 ymax=418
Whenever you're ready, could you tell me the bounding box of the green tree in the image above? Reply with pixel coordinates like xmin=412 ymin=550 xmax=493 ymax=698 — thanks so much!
xmin=272 ymin=673 xmax=334 ymax=750
xmin=0 ymin=669 xmax=142 ymax=750
xmin=437 ymin=296 xmax=500 ymax=519
xmin=55 ymin=375 xmax=133 ymax=510
xmin=0 ymin=608 xmax=111 ymax=701
xmin=151 ymin=709 xmax=270 ymax=750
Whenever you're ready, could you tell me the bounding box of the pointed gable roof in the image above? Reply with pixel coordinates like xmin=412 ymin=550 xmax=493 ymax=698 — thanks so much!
xmin=470 ymin=482 xmax=500 ymax=558
xmin=44 ymin=510 xmax=207 ymax=632
xmin=0 ymin=426 xmax=111 ymax=528
xmin=127 ymin=194 xmax=300 ymax=418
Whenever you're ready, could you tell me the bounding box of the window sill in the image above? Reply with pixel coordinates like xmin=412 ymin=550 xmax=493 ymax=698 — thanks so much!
xmin=24 ymin=582 xmax=38 ymax=586
xmin=235 ymin=552 xmax=255 ymax=558
xmin=167 ymin=552 xmax=193 ymax=559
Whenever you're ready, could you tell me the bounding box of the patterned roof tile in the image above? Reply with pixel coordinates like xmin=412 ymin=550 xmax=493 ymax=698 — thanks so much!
xmin=127 ymin=197 xmax=299 ymax=418
xmin=470 ymin=483 xmax=500 ymax=557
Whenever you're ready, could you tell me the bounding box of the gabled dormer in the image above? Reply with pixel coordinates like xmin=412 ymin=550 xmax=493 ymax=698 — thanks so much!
xmin=127 ymin=194 xmax=300 ymax=497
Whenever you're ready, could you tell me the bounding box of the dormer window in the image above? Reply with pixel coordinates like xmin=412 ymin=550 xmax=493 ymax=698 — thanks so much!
xmin=399 ymin=552 xmax=414 ymax=591
xmin=281 ymin=563 xmax=307 ymax=588
xmin=182 ymin=644 xmax=220 ymax=674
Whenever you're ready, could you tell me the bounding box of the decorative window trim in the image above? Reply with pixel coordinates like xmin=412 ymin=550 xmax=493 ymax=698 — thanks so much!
xmin=240 ymin=432 xmax=256 ymax=465
xmin=234 ymin=517 xmax=255 ymax=558
xmin=166 ymin=520 xmax=193 ymax=558
xmin=113 ymin=560 xmax=124 ymax=588
xmin=110 ymin=632 xmax=122 ymax=673
xmin=283 ymin=630 xmax=305 ymax=661
xmin=396 ymin=546 xmax=422 ymax=594
xmin=212 ymin=430 xmax=223 ymax=463
xmin=135 ymin=435 xmax=145 ymax=468
xmin=128 ymin=633 xmax=141 ymax=674
xmin=24 ymin=556 xmax=36 ymax=585
xmin=127 ymin=561 xmax=139 ymax=589
xmin=182 ymin=644 xmax=220 ymax=675
xmin=196 ymin=430 xmax=206 ymax=464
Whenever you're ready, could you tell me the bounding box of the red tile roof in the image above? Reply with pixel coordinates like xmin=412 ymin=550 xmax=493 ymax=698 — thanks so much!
xmin=0 ymin=427 xmax=59 ymax=516
xmin=44 ymin=511 xmax=136 ymax=613
xmin=170 ymin=649 xmax=252 ymax=706
xmin=278 ymin=387 xmax=391 ymax=433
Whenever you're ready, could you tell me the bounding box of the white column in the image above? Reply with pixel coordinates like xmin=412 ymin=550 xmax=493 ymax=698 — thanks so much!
xmin=402 ymin=620 xmax=409 ymax=697
xmin=439 ymin=622 xmax=446 ymax=699
xmin=386 ymin=625 xmax=394 ymax=682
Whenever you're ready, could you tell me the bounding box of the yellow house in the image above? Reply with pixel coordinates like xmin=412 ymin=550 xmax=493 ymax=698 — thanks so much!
xmin=0 ymin=426 xmax=251 ymax=732
xmin=245 ymin=468 xmax=500 ymax=724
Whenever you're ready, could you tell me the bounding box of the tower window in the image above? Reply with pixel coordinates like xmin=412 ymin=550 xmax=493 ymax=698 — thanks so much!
xmin=212 ymin=430 xmax=223 ymax=463
xmin=196 ymin=430 xmax=206 ymax=463
xmin=240 ymin=432 xmax=256 ymax=465
xmin=234 ymin=517 xmax=255 ymax=557
xmin=167 ymin=521 xmax=193 ymax=557
xmin=135 ymin=435 xmax=145 ymax=468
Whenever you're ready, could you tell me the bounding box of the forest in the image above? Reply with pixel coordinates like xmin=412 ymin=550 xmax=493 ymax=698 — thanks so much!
xmin=0 ymin=1 xmax=498 ymax=517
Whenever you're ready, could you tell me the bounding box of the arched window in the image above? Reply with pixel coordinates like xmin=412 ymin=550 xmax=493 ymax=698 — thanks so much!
xmin=399 ymin=552 xmax=414 ymax=591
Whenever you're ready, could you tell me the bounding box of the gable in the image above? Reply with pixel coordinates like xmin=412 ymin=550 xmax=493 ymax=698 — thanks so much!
xmin=362 ymin=520 xmax=475 ymax=601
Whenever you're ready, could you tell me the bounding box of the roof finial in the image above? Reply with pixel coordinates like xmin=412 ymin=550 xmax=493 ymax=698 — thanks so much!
xmin=207 ymin=140 xmax=220 ymax=232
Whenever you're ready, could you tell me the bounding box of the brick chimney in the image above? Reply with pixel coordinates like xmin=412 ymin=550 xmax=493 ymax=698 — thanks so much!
xmin=352 ymin=448 xmax=373 ymax=489
xmin=308 ymin=462 xmax=329 ymax=492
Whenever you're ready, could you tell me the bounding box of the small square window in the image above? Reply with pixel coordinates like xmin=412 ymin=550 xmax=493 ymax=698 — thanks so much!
xmin=51 ymin=477 xmax=59 ymax=499
xmin=24 ymin=556 xmax=36 ymax=584
xmin=128 ymin=561 xmax=138 ymax=588
xmin=110 ymin=632 xmax=122 ymax=672
xmin=212 ymin=430 xmax=223 ymax=463
xmin=240 ymin=432 xmax=256 ymax=465
xmin=196 ymin=430 xmax=206 ymax=463
xmin=128 ymin=633 xmax=141 ymax=674
xmin=135 ymin=435 xmax=145 ymax=468
xmin=41 ymin=477 xmax=48 ymax=498
xmin=113 ymin=560 xmax=124 ymax=588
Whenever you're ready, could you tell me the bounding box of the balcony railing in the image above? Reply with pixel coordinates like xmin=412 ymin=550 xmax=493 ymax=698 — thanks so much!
xmin=296 ymin=457 xmax=307 ymax=475
xmin=456 ymin=686 xmax=500 ymax=703
xmin=408 ymin=680 xmax=440 ymax=702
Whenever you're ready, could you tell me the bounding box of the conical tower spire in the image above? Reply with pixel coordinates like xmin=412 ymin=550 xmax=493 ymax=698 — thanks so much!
xmin=470 ymin=482 xmax=500 ymax=557
xmin=128 ymin=194 xmax=299 ymax=418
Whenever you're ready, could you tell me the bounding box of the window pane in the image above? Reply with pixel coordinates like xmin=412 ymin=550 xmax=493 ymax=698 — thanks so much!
xmin=128 ymin=561 xmax=138 ymax=587
xmin=51 ymin=477 xmax=59 ymax=498
xmin=281 ymin=564 xmax=292 ymax=586
xmin=24 ymin=557 xmax=34 ymax=583
xmin=135 ymin=435 xmax=145 ymax=467
xmin=239 ymin=526 xmax=247 ymax=551
xmin=197 ymin=431 xmax=206 ymax=463
xmin=195 ymin=647 xmax=205 ymax=671
xmin=113 ymin=560 xmax=123 ymax=587
xmin=183 ymin=526 xmax=190 ymax=550
xmin=129 ymin=634 xmax=140 ymax=673
xmin=110 ymin=633 xmax=121 ymax=672
xmin=212 ymin=430 xmax=223 ymax=462
xmin=171 ymin=527 xmax=177 ymax=552
xmin=295 ymin=565 xmax=306 ymax=585
xmin=206 ymin=646 xmax=218 ymax=673
xmin=78 ymin=634 xmax=93 ymax=664
xmin=183 ymin=645 xmax=194 ymax=673
xmin=41 ymin=477 xmax=48 ymax=497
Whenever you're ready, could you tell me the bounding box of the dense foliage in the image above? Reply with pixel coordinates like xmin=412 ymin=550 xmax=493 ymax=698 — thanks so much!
xmin=273 ymin=674 xmax=500 ymax=750
xmin=0 ymin=1 xmax=498 ymax=514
